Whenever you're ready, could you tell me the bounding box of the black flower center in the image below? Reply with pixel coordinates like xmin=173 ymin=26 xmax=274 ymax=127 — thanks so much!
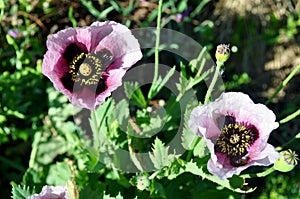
xmin=60 ymin=43 xmax=114 ymax=94
xmin=214 ymin=116 xmax=259 ymax=167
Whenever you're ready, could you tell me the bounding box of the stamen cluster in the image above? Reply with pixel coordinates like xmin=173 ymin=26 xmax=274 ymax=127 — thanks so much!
xmin=215 ymin=116 xmax=259 ymax=166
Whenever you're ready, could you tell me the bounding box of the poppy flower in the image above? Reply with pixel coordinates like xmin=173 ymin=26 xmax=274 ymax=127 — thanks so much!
xmin=27 ymin=185 xmax=69 ymax=199
xmin=188 ymin=92 xmax=280 ymax=179
xmin=42 ymin=21 xmax=142 ymax=110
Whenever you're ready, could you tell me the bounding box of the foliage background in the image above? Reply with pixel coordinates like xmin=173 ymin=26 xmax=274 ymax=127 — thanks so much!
xmin=0 ymin=0 xmax=300 ymax=198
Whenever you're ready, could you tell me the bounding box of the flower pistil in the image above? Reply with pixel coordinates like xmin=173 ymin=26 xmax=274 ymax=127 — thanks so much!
xmin=215 ymin=116 xmax=259 ymax=167
xmin=61 ymin=43 xmax=114 ymax=94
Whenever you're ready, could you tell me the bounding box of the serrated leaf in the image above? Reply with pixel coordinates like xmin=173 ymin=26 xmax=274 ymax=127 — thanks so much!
xmin=181 ymin=99 xmax=199 ymax=150
xmin=181 ymin=128 xmax=197 ymax=150
xmin=115 ymin=192 xmax=124 ymax=199
xmin=149 ymin=138 xmax=175 ymax=169
xmin=185 ymin=161 xmax=256 ymax=193
xmin=22 ymin=168 xmax=43 ymax=189
xmin=165 ymin=159 xmax=185 ymax=180
xmin=11 ymin=185 xmax=32 ymax=199
xmin=193 ymin=138 xmax=209 ymax=158
xmin=89 ymin=98 xmax=114 ymax=148
xmin=36 ymin=135 xmax=68 ymax=165
xmin=124 ymin=82 xmax=147 ymax=108
xmin=103 ymin=191 xmax=124 ymax=199
xmin=113 ymin=99 xmax=129 ymax=130
xmin=127 ymin=125 xmax=144 ymax=172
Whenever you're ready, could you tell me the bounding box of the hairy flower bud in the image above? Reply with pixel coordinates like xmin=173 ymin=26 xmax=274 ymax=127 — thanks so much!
xmin=215 ymin=44 xmax=230 ymax=63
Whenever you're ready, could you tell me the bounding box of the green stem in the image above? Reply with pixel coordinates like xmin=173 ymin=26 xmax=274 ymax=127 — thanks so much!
xmin=240 ymin=167 xmax=275 ymax=178
xmin=154 ymin=0 xmax=163 ymax=82
xmin=276 ymin=131 xmax=300 ymax=151
xmin=29 ymin=131 xmax=42 ymax=169
xmin=148 ymin=0 xmax=163 ymax=100
xmin=265 ymin=64 xmax=300 ymax=105
xmin=185 ymin=136 xmax=201 ymax=161
xmin=279 ymin=108 xmax=300 ymax=124
xmin=204 ymin=61 xmax=223 ymax=104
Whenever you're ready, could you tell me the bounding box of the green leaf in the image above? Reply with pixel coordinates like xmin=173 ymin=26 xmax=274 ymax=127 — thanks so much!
xmin=103 ymin=192 xmax=124 ymax=199
xmin=148 ymin=66 xmax=176 ymax=100
xmin=229 ymin=175 xmax=244 ymax=189
xmin=150 ymin=182 xmax=167 ymax=199
xmin=124 ymin=82 xmax=147 ymax=108
xmin=140 ymin=115 xmax=165 ymax=138
xmin=46 ymin=162 xmax=72 ymax=185
xmin=193 ymin=138 xmax=209 ymax=158
xmin=89 ymin=98 xmax=114 ymax=148
xmin=177 ymin=0 xmax=188 ymax=13
xmin=149 ymin=138 xmax=176 ymax=169
xmin=22 ymin=168 xmax=43 ymax=189
xmin=181 ymin=100 xmax=199 ymax=150
xmin=36 ymin=135 xmax=69 ymax=165
xmin=181 ymin=128 xmax=196 ymax=150
xmin=165 ymin=159 xmax=185 ymax=180
xmin=81 ymin=0 xmax=113 ymax=20
xmin=11 ymin=184 xmax=32 ymax=199
xmin=127 ymin=125 xmax=144 ymax=172
xmin=115 ymin=192 xmax=124 ymax=199
xmin=113 ymin=99 xmax=130 ymax=130
xmin=185 ymin=161 xmax=256 ymax=193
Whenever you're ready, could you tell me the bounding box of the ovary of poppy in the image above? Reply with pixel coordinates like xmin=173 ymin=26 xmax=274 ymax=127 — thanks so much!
xmin=188 ymin=92 xmax=280 ymax=179
xmin=42 ymin=21 xmax=142 ymax=110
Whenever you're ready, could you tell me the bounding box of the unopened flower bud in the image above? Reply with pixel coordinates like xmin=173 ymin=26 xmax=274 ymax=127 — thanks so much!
xmin=132 ymin=175 xmax=150 ymax=191
xmin=215 ymin=44 xmax=230 ymax=63
xmin=274 ymin=149 xmax=299 ymax=172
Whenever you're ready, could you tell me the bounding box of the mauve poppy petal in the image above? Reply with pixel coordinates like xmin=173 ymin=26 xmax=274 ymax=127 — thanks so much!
xmin=189 ymin=92 xmax=279 ymax=179
xmin=42 ymin=21 xmax=142 ymax=110
xmin=27 ymin=185 xmax=69 ymax=199
xmin=94 ymin=22 xmax=141 ymax=69
xmin=189 ymin=105 xmax=221 ymax=139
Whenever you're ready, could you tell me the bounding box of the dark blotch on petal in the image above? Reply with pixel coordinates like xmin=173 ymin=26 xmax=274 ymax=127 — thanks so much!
xmin=224 ymin=115 xmax=236 ymax=127
xmin=63 ymin=43 xmax=87 ymax=63
xmin=93 ymin=49 xmax=114 ymax=67
xmin=96 ymin=79 xmax=107 ymax=94
xmin=60 ymin=73 xmax=82 ymax=93
xmin=244 ymin=124 xmax=259 ymax=145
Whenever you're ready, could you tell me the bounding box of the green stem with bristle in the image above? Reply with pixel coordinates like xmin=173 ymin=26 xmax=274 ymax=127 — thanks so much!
xmin=148 ymin=0 xmax=163 ymax=99
xmin=204 ymin=61 xmax=223 ymax=104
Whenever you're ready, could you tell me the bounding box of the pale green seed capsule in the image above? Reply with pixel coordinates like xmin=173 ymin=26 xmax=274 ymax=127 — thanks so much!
xmin=274 ymin=149 xmax=299 ymax=172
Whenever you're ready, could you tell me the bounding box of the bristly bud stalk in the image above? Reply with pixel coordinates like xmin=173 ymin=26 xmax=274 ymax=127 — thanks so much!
xmin=215 ymin=44 xmax=230 ymax=65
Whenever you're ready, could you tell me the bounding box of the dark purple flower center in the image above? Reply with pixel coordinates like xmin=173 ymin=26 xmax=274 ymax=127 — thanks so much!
xmin=214 ymin=115 xmax=259 ymax=167
xmin=61 ymin=43 xmax=114 ymax=94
